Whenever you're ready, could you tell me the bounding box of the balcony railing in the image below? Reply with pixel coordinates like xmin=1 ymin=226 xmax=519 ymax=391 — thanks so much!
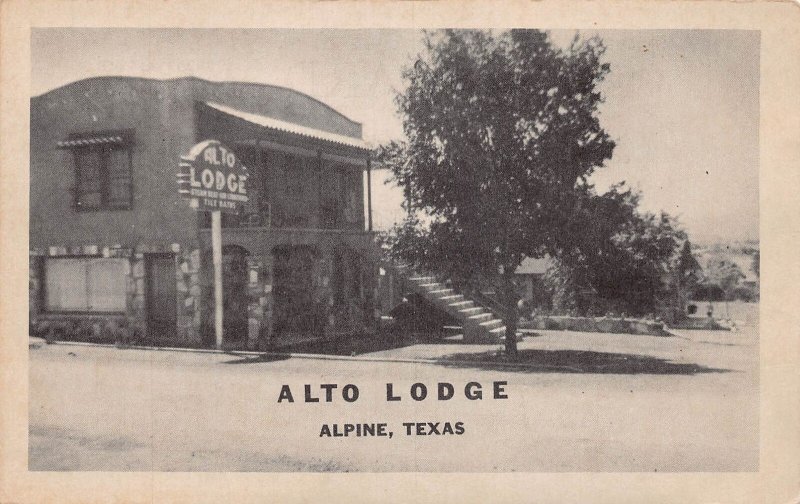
xmin=200 ymin=206 xmax=366 ymax=233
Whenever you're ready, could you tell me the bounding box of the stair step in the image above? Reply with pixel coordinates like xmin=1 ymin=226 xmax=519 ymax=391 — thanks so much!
xmin=418 ymin=283 xmax=440 ymax=288
xmin=448 ymin=300 xmax=473 ymax=308
xmin=438 ymin=294 xmax=463 ymax=301
xmin=459 ymin=307 xmax=485 ymax=315
xmin=429 ymin=289 xmax=453 ymax=295
xmin=410 ymin=276 xmax=435 ymax=282
xmin=479 ymin=319 xmax=504 ymax=329
xmin=467 ymin=313 xmax=493 ymax=321
xmin=479 ymin=318 xmax=503 ymax=325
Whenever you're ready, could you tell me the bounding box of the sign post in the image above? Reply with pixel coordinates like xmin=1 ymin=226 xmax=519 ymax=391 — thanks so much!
xmin=211 ymin=210 xmax=223 ymax=349
xmin=177 ymin=140 xmax=249 ymax=349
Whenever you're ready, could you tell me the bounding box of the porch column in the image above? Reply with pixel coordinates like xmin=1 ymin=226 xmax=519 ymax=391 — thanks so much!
xmin=366 ymin=157 xmax=373 ymax=232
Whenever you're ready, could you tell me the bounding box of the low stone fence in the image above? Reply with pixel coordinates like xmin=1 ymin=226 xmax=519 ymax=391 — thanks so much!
xmin=30 ymin=314 xmax=143 ymax=346
xmin=520 ymin=315 xmax=672 ymax=337
xmin=666 ymin=317 xmax=730 ymax=331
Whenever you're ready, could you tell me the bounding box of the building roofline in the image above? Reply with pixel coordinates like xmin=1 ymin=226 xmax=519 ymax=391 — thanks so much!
xmin=200 ymin=101 xmax=370 ymax=150
xmin=31 ymin=75 xmax=363 ymax=128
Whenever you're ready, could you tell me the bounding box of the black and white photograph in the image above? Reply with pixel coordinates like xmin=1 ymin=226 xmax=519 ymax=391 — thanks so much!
xmin=1 ymin=0 xmax=799 ymax=500
xmin=24 ymin=26 xmax=765 ymax=474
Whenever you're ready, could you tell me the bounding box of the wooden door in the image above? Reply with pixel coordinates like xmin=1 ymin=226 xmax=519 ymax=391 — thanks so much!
xmin=146 ymin=254 xmax=177 ymax=342
xmin=222 ymin=246 xmax=249 ymax=346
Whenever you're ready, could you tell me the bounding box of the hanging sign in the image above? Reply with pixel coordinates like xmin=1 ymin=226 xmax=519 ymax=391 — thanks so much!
xmin=177 ymin=140 xmax=249 ymax=213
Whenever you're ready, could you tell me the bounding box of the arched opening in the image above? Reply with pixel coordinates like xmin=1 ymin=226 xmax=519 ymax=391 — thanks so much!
xmin=272 ymin=245 xmax=320 ymax=338
xmin=222 ymin=244 xmax=250 ymax=346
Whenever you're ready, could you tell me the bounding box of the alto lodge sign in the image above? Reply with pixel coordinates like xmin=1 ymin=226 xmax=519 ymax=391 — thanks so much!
xmin=177 ymin=139 xmax=251 ymax=349
xmin=177 ymin=140 xmax=249 ymax=213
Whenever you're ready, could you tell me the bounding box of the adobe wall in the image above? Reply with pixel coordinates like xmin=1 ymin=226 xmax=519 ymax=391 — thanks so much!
xmin=30 ymin=78 xmax=200 ymax=250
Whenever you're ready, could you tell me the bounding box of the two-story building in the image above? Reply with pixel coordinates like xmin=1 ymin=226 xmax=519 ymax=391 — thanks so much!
xmin=30 ymin=76 xmax=379 ymax=350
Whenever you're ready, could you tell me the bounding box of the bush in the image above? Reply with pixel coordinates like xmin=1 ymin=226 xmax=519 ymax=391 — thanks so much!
xmin=732 ymin=285 xmax=757 ymax=302
xmin=691 ymin=284 xmax=725 ymax=301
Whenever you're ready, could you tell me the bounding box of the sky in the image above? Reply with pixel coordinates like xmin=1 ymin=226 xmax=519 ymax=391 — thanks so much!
xmin=31 ymin=29 xmax=760 ymax=243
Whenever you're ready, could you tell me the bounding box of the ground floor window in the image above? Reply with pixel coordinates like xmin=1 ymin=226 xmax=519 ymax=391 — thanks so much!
xmin=45 ymin=257 xmax=127 ymax=312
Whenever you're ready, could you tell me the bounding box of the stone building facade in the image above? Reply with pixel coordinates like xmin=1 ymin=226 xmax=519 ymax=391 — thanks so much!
xmin=30 ymin=76 xmax=378 ymax=349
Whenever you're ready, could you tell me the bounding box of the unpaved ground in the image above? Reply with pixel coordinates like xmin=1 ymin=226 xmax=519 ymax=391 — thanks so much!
xmin=29 ymin=305 xmax=758 ymax=472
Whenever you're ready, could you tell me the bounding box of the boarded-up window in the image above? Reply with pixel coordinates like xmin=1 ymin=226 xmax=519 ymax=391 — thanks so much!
xmin=45 ymin=258 xmax=127 ymax=312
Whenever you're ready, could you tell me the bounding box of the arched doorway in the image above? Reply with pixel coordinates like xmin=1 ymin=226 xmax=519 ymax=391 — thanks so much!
xmin=272 ymin=245 xmax=319 ymax=338
xmin=222 ymin=245 xmax=249 ymax=347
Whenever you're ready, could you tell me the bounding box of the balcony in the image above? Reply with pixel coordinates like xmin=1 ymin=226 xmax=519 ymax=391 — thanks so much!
xmin=199 ymin=224 xmax=379 ymax=258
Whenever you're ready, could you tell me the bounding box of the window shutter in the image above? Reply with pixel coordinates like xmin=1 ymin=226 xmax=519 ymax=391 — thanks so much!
xmin=107 ymin=147 xmax=132 ymax=207
xmin=75 ymin=149 xmax=103 ymax=209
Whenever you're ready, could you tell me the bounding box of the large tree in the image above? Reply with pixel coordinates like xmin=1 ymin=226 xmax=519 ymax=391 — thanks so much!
xmin=546 ymin=184 xmax=687 ymax=318
xmin=751 ymin=250 xmax=760 ymax=278
xmin=380 ymin=30 xmax=615 ymax=354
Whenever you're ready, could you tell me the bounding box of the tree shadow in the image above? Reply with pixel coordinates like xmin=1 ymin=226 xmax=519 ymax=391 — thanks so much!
xmin=278 ymin=332 xmax=458 ymax=356
xmin=221 ymin=353 xmax=292 ymax=365
xmin=435 ymin=349 xmax=731 ymax=375
xmin=220 ymin=333 xmax=470 ymax=362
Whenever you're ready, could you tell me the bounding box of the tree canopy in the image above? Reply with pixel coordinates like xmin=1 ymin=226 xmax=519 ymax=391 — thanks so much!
xmin=545 ymin=184 xmax=687 ymax=318
xmin=379 ymin=29 xmax=616 ymax=353
xmin=706 ymin=258 xmax=745 ymax=295
xmin=751 ymin=250 xmax=760 ymax=278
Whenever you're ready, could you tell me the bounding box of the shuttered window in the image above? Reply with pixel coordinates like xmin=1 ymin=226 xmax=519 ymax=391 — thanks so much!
xmin=75 ymin=149 xmax=103 ymax=209
xmin=107 ymin=147 xmax=132 ymax=207
xmin=45 ymin=258 xmax=127 ymax=312
xmin=59 ymin=131 xmax=134 ymax=211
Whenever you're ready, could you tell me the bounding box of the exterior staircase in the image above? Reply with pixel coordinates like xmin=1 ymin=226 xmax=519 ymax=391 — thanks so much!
xmin=402 ymin=274 xmax=512 ymax=343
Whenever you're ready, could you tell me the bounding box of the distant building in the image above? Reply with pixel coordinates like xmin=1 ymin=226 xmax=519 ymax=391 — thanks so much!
xmin=515 ymin=256 xmax=552 ymax=311
xmin=30 ymin=76 xmax=379 ymax=349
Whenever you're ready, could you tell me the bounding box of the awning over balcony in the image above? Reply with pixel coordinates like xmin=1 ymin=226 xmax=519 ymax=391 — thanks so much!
xmin=203 ymin=101 xmax=371 ymax=152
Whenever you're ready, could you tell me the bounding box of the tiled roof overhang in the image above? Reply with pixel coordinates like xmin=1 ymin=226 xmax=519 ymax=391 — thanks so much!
xmin=56 ymin=135 xmax=126 ymax=148
xmin=203 ymin=101 xmax=371 ymax=152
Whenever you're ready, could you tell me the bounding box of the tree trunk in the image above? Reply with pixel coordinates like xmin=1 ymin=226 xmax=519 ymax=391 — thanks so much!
xmin=504 ymin=307 xmax=518 ymax=356
xmin=500 ymin=273 xmax=519 ymax=356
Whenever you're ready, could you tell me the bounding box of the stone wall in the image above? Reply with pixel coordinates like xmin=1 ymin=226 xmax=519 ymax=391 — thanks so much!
xmin=128 ymin=250 xmax=146 ymax=337
xmin=246 ymin=253 xmax=273 ymax=350
xmin=31 ymin=240 xmax=377 ymax=348
xmin=30 ymin=245 xmax=140 ymax=343
xmin=29 ymin=242 xmax=203 ymax=346
xmin=172 ymin=245 xmax=203 ymax=344
xmin=236 ymin=246 xmax=377 ymax=348
xmin=521 ymin=315 xmax=672 ymax=337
